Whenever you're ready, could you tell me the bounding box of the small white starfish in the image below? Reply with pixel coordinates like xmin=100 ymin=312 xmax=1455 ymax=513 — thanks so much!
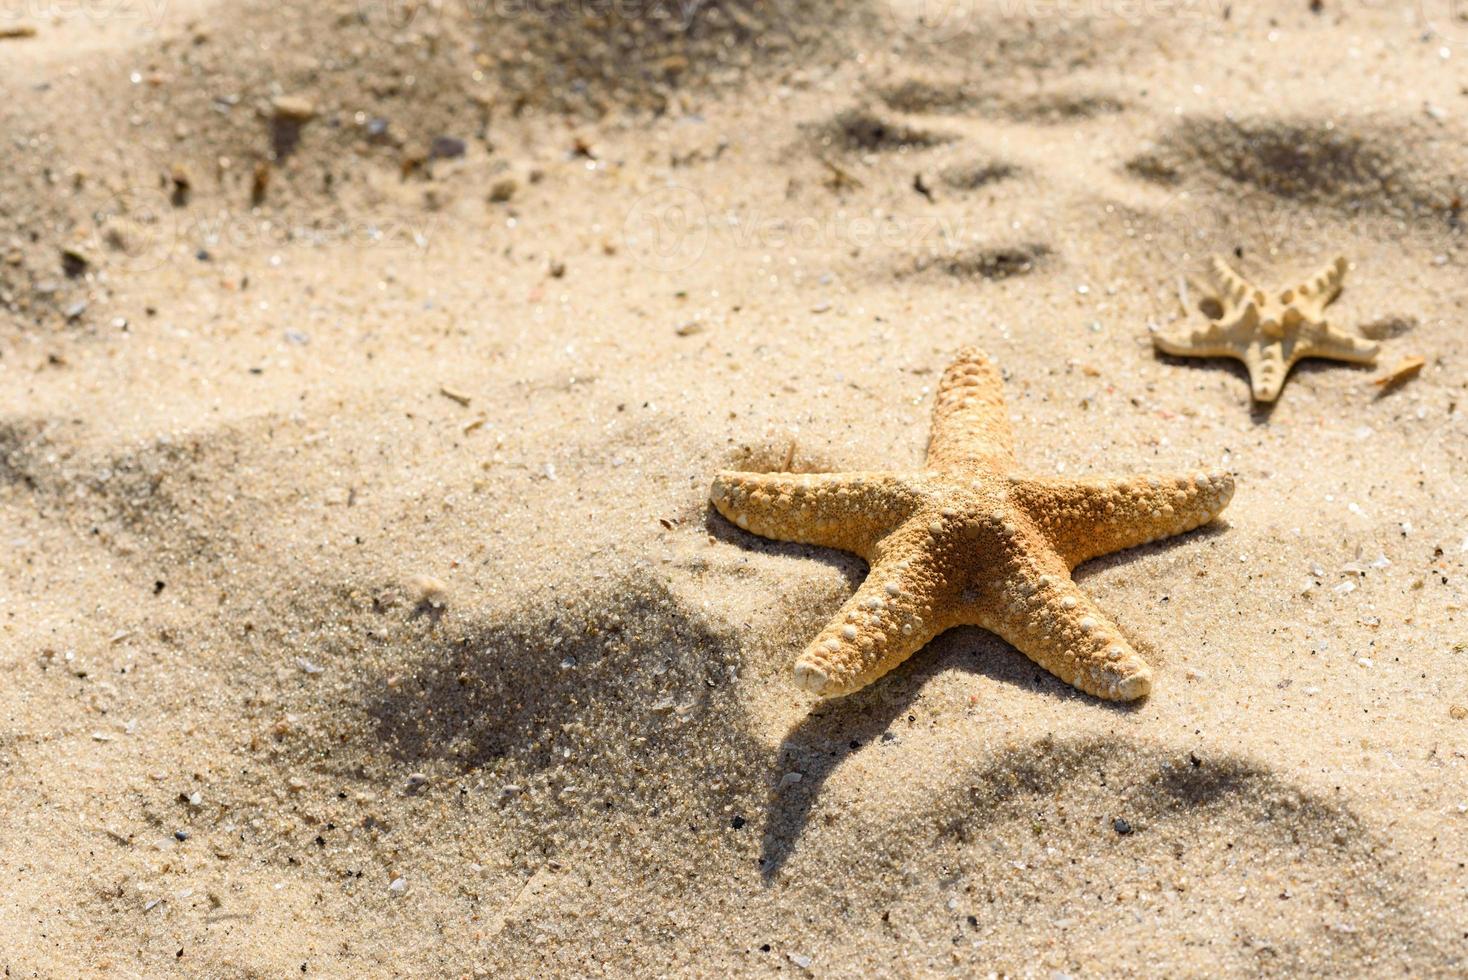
xmin=1154 ymin=256 xmax=1379 ymax=402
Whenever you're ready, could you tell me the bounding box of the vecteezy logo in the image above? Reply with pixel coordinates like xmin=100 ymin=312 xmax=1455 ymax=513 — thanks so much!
xmin=355 ymin=0 xmax=446 ymax=40
xmin=1419 ymin=0 xmax=1468 ymax=45
xmin=1146 ymin=186 xmax=1336 ymax=299
xmin=873 ymin=0 xmax=980 ymax=45
xmin=621 ymin=185 xmax=708 ymax=273
xmin=83 ymin=190 xmax=181 ymax=276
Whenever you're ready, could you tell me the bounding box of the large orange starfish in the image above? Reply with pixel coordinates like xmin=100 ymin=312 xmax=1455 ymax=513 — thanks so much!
xmin=711 ymin=348 xmax=1234 ymax=701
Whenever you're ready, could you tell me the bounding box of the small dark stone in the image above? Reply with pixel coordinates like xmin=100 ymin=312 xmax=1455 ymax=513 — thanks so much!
xmin=61 ymin=248 xmax=90 ymax=278
xmin=429 ymin=136 xmax=467 ymax=160
xmin=1113 ymin=818 xmax=1133 ymax=835
xmin=170 ymin=166 xmax=191 ymax=207
xmin=730 ymin=815 xmax=746 ymax=830
xmin=759 ymin=944 xmax=771 ymax=953
xmin=173 ymin=830 xmax=189 ymax=841
xmin=250 ymin=162 xmax=271 ymax=206
xmin=912 ymin=172 xmax=933 ymax=201
xmin=196 ymin=249 xmax=211 ymax=262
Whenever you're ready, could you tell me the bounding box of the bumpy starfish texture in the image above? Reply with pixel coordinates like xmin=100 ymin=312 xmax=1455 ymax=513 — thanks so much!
xmin=711 ymin=348 xmax=1234 ymax=702
xmin=1154 ymin=256 xmax=1379 ymax=402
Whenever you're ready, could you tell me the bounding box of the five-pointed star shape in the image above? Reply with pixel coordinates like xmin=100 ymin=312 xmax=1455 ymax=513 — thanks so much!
xmin=1153 ymin=255 xmax=1379 ymax=402
xmin=710 ymin=348 xmax=1234 ymax=701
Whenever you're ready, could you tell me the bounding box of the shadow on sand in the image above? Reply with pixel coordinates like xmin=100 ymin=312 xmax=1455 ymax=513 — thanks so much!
xmin=756 ymin=627 xmax=1143 ymax=881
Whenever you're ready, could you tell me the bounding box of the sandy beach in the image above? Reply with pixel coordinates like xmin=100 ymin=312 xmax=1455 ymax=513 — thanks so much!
xmin=2 ymin=0 xmax=1467 ymax=974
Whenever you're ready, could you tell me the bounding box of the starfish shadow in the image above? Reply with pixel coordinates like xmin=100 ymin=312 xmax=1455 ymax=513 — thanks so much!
xmin=756 ymin=627 xmax=1142 ymax=883
xmin=1074 ymin=519 xmax=1233 ymax=576
xmin=1289 ymin=356 xmax=1379 ymax=390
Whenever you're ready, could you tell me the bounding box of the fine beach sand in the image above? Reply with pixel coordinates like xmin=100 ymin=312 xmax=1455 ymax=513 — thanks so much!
xmin=2 ymin=0 xmax=1467 ymax=975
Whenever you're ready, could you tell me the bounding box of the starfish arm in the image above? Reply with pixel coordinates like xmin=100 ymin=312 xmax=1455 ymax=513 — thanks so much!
xmin=1296 ymin=322 xmax=1379 ymax=366
xmin=710 ymin=470 xmax=919 ymax=557
xmin=1008 ymin=471 xmax=1234 ymax=568
xmin=924 ymin=346 xmax=1017 ymax=473
xmin=1152 ymin=305 xmax=1260 ymax=361
xmin=1208 ymin=256 xmax=1260 ymax=317
xmin=967 ymin=547 xmax=1152 ymax=701
xmin=1288 ymin=255 xmax=1348 ymax=321
xmin=1242 ymin=341 xmax=1291 ymax=402
xmin=1152 ymin=325 xmax=1244 ymax=359
xmin=788 ymin=524 xmax=953 ymax=697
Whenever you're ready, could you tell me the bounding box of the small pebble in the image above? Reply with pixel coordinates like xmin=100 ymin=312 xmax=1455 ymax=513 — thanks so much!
xmin=411 ymin=575 xmax=447 ymax=607
xmin=1112 ymin=818 xmax=1133 ymax=835
xmin=271 ymin=95 xmax=316 ymax=122
xmin=61 ymin=247 xmax=91 ymax=277
xmin=488 ymin=177 xmax=518 ymax=203
xmin=429 ymin=136 xmax=466 ymax=160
